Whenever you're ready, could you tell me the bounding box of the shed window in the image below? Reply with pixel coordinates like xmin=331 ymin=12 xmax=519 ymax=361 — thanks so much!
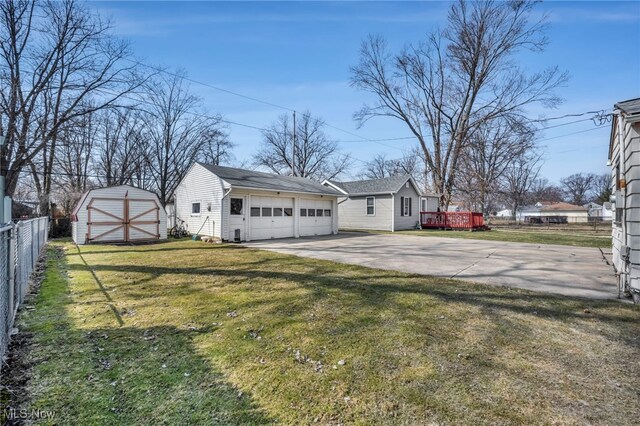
xmin=284 ymin=208 xmax=293 ymax=217
xmin=191 ymin=202 xmax=201 ymax=215
xmin=366 ymin=197 xmax=375 ymax=216
xmin=262 ymin=207 xmax=272 ymax=217
xmin=230 ymin=198 xmax=243 ymax=215
xmin=250 ymin=207 xmax=261 ymax=217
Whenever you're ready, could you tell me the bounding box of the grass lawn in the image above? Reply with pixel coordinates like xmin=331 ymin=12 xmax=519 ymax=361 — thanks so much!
xmin=384 ymin=228 xmax=612 ymax=248
xmin=11 ymin=239 xmax=639 ymax=425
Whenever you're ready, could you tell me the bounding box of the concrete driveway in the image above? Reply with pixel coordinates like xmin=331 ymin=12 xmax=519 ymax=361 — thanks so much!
xmin=243 ymin=232 xmax=618 ymax=300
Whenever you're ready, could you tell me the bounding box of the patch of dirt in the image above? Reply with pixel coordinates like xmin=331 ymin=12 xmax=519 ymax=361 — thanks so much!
xmin=0 ymin=246 xmax=55 ymax=425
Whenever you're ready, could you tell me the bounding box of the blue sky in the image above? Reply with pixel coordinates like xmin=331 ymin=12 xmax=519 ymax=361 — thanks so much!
xmin=92 ymin=1 xmax=640 ymax=183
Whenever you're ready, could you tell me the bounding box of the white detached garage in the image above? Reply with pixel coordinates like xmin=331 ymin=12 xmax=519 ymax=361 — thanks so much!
xmin=174 ymin=163 xmax=340 ymax=242
xmin=72 ymin=185 xmax=167 ymax=245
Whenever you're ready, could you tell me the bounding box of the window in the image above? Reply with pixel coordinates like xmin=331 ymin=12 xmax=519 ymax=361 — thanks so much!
xmin=191 ymin=202 xmax=201 ymax=215
xmin=401 ymin=196 xmax=412 ymax=217
xmin=284 ymin=208 xmax=293 ymax=217
xmin=250 ymin=207 xmax=261 ymax=217
xmin=308 ymin=208 xmax=316 ymax=217
xmin=274 ymin=207 xmax=283 ymax=216
xmin=324 ymin=209 xmax=331 ymax=217
xmin=300 ymin=208 xmax=307 ymax=217
xmin=366 ymin=197 xmax=375 ymax=216
xmin=316 ymin=209 xmax=323 ymax=217
xmin=262 ymin=207 xmax=272 ymax=217
xmin=230 ymin=198 xmax=243 ymax=215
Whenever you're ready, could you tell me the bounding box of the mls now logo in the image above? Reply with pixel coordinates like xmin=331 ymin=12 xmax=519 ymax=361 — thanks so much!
xmin=3 ymin=408 xmax=56 ymax=421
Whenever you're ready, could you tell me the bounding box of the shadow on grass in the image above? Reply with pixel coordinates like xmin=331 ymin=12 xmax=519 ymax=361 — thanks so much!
xmin=20 ymin=247 xmax=274 ymax=425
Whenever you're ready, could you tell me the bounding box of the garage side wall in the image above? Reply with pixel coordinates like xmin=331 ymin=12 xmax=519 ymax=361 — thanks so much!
xmin=175 ymin=164 xmax=224 ymax=238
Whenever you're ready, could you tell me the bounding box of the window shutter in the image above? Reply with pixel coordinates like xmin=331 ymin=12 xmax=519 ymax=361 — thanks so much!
xmin=400 ymin=197 xmax=404 ymax=216
xmin=409 ymin=197 xmax=412 ymax=216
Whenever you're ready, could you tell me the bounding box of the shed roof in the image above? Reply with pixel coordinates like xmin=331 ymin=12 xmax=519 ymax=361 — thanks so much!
xmin=198 ymin=163 xmax=340 ymax=196
xmin=326 ymin=175 xmax=414 ymax=195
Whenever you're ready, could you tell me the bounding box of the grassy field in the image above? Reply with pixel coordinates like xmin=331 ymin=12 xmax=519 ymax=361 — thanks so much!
xmin=9 ymin=240 xmax=639 ymax=425
xmin=381 ymin=228 xmax=612 ymax=248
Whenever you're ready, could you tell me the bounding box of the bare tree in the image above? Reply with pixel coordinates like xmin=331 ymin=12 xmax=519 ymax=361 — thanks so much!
xmin=142 ymin=72 xmax=226 ymax=205
xmin=0 ymin=0 xmax=145 ymax=214
xmin=529 ymin=178 xmax=563 ymax=203
xmin=202 ymin=127 xmax=234 ymax=166
xmin=253 ymin=112 xmax=350 ymax=181
xmin=591 ymin=173 xmax=611 ymax=204
xmin=501 ymin=152 xmax=542 ymax=218
xmin=560 ymin=173 xmax=594 ymax=206
xmin=456 ymin=118 xmax=536 ymax=215
xmin=359 ymin=152 xmax=419 ymax=180
xmin=350 ymin=0 xmax=567 ymax=209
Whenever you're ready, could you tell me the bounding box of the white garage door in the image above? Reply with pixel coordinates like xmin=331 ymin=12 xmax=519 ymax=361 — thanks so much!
xmin=250 ymin=196 xmax=295 ymax=240
xmin=299 ymin=199 xmax=333 ymax=237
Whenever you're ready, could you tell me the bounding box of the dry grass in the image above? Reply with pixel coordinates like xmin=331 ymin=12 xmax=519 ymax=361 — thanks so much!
xmin=13 ymin=239 xmax=640 ymax=425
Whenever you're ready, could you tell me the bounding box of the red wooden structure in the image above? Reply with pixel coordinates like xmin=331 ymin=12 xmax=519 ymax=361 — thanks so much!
xmin=420 ymin=211 xmax=487 ymax=230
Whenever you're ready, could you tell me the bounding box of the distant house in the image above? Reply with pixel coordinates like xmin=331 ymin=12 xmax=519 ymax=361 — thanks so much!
xmin=322 ymin=175 xmax=438 ymax=231
xmin=584 ymin=202 xmax=613 ymax=221
xmin=516 ymin=202 xmax=589 ymax=223
xmin=175 ymin=163 xmax=340 ymax=242
xmin=609 ymin=98 xmax=640 ymax=302
xmin=495 ymin=209 xmax=513 ymax=218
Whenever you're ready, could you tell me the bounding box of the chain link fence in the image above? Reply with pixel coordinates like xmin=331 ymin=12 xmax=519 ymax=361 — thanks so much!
xmin=0 ymin=217 xmax=49 ymax=365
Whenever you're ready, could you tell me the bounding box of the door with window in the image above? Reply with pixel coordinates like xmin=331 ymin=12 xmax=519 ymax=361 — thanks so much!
xmin=228 ymin=196 xmax=246 ymax=241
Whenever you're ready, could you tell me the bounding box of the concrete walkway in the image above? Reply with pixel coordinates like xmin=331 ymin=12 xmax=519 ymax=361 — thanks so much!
xmin=243 ymin=232 xmax=619 ymax=300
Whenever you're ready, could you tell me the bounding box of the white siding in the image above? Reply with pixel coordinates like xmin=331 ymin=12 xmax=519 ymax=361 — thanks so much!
xmin=394 ymin=182 xmax=421 ymax=231
xmin=337 ymin=194 xmax=393 ymax=231
xmin=72 ymin=185 xmax=166 ymax=245
xmin=175 ymin=163 xmax=225 ymax=239
xmin=611 ymin=116 xmax=640 ymax=296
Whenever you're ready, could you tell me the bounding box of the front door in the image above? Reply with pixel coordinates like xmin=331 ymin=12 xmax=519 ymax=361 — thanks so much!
xmin=228 ymin=196 xmax=246 ymax=241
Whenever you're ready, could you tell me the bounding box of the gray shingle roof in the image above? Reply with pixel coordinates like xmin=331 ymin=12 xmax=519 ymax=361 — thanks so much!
xmin=198 ymin=163 xmax=340 ymax=196
xmin=616 ymin=98 xmax=640 ymax=115
xmin=328 ymin=175 xmax=412 ymax=195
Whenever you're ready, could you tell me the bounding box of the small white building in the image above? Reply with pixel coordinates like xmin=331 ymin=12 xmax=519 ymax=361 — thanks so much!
xmin=71 ymin=185 xmax=167 ymax=245
xmin=609 ymin=98 xmax=640 ymax=302
xmin=322 ymin=175 xmax=438 ymax=231
xmin=174 ymin=163 xmax=340 ymax=242
xmin=516 ymin=202 xmax=589 ymax=223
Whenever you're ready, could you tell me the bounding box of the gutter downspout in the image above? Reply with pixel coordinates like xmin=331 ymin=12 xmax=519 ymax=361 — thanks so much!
xmin=221 ymin=186 xmax=232 ymax=241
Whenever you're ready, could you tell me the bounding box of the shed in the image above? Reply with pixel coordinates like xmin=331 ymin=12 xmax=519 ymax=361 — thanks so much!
xmin=72 ymin=185 xmax=167 ymax=245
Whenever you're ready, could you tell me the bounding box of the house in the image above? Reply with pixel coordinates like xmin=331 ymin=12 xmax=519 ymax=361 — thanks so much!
xmin=322 ymin=175 xmax=437 ymax=231
xmin=609 ymin=98 xmax=640 ymax=302
xmin=516 ymin=202 xmax=589 ymax=223
xmin=72 ymin=185 xmax=167 ymax=245
xmin=584 ymin=202 xmax=613 ymax=221
xmin=495 ymin=209 xmax=514 ymax=218
xmin=174 ymin=163 xmax=340 ymax=242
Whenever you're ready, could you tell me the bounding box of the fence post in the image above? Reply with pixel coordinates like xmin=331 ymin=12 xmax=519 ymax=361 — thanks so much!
xmin=8 ymin=224 xmax=15 ymax=320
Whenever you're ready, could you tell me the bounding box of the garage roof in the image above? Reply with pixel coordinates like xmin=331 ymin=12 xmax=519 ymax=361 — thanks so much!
xmin=198 ymin=163 xmax=341 ymax=196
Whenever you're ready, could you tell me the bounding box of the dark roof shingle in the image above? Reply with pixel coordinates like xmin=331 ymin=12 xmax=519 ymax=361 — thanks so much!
xmin=198 ymin=163 xmax=340 ymax=195
xmin=615 ymin=98 xmax=640 ymax=115
xmin=329 ymin=175 xmax=412 ymax=195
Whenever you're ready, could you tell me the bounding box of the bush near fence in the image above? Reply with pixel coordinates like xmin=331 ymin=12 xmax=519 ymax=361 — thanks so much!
xmin=0 ymin=217 xmax=49 ymax=368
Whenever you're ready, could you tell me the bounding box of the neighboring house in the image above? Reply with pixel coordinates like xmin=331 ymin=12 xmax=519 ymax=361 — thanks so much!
xmin=609 ymin=98 xmax=640 ymax=302
xmin=602 ymin=202 xmax=613 ymax=220
xmin=72 ymin=185 xmax=167 ymax=245
xmin=516 ymin=202 xmax=589 ymax=223
xmin=584 ymin=202 xmax=613 ymax=221
xmin=175 ymin=163 xmax=340 ymax=242
xmin=495 ymin=209 xmax=513 ymax=218
xmin=322 ymin=175 xmax=436 ymax=231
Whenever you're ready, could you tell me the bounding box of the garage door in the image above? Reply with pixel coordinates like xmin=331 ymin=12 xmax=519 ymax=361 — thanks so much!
xmin=250 ymin=196 xmax=295 ymax=240
xmin=299 ymin=199 xmax=333 ymax=237
xmin=87 ymin=197 xmax=160 ymax=243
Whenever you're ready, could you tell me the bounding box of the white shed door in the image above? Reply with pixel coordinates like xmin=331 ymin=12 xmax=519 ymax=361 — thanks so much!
xmin=299 ymin=199 xmax=333 ymax=237
xmin=250 ymin=196 xmax=294 ymax=240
